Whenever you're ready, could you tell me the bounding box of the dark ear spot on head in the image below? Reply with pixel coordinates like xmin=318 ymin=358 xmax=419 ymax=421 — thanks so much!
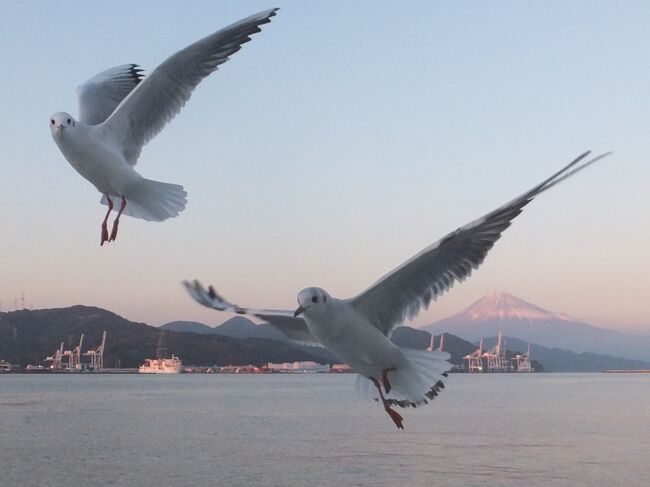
xmin=323 ymin=295 xmax=327 ymax=303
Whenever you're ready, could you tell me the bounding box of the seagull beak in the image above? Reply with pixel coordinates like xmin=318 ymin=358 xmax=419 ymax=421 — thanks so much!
xmin=293 ymin=305 xmax=306 ymax=318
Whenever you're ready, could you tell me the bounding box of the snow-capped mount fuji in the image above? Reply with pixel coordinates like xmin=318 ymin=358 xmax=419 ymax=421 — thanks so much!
xmin=461 ymin=292 xmax=568 ymax=322
xmin=423 ymin=292 xmax=650 ymax=361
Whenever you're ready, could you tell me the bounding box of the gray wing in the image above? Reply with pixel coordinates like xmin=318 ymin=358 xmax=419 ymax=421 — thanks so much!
xmin=349 ymin=151 xmax=611 ymax=337
xmin=76 ymin=64 xmax=144 ymax=125
xmin=101 ymin=8 xmax=278 ymax=165
xmin=183 ymin=280 xmax=321 ymax=347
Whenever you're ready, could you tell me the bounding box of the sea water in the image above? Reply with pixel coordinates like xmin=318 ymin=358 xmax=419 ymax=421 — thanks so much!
xmin=1 ymin=373 xmax=649 ymax=487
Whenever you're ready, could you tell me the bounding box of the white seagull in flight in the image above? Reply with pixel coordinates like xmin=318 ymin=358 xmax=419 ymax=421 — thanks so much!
xmin=50 ymin=8 xmax=279 ymax=245
xmin=185 ymin=150 xmax=610 ymax=429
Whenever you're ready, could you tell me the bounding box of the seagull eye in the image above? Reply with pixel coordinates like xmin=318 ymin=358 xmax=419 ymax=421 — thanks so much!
xmin=67 ymin=118 xmax=71 ymax=124
xmin=311 ymin=296 xmax=318 ymax=303
xmin=50 ymin=119 xmax=55 ymax=125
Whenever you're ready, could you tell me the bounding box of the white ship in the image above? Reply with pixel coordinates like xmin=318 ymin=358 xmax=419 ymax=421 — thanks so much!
xmin=138 ymin=355 xmax=183 ymax=374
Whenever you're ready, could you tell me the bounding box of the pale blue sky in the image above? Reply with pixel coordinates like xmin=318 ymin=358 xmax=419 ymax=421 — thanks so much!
xmin=1 ymin=1 xmax=648 ymax=332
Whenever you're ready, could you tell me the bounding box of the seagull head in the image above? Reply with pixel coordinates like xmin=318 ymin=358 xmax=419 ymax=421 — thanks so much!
xmin=49 ymin=112 xmax=77 ymax=137
xmin=294 ymin=287 xmax=331 ymax=318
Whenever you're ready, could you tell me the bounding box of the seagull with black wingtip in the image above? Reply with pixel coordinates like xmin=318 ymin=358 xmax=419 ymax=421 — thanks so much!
xmin=186 ymin=151 xmax=610 ymax=430
xmin=50 ymin=9 xmax=279 ymax=245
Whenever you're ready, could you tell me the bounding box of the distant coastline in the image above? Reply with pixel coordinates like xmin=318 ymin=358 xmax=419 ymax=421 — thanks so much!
xmin=603 ymin=369 xmax=650 ymax=374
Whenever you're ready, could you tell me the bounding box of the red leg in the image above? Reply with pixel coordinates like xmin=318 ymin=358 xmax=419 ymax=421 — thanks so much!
xmin=101 ymin=197 xmax=114 ymax=246
xmin=382 ymin=366 xmax=396 ymax=394
xmin=370 ymin=377 xmax=404 ymax=430
xmin=109 ymin=196 xmax=127 ymax=242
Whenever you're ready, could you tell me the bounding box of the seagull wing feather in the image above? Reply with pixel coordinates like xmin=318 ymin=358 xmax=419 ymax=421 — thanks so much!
xmin=101 ymin=8 xmax=278 ymax=165
xmin=76 ymin=64 xmax=144 ymax=125
xmin=183 ymin=280 xmax=321 ymax=347
xmin=349 ymin=151 xmax=611 ymax=337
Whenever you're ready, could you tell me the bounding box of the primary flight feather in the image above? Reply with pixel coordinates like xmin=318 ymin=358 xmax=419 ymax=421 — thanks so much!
xmin=50 ymin=8 xmax=279 ymax=245
xmin=185 ymin=150 xmax=610 ymax=430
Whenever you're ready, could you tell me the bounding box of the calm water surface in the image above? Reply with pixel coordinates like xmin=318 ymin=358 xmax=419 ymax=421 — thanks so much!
xmin=1 ymin=373 xmax=649 ymax=487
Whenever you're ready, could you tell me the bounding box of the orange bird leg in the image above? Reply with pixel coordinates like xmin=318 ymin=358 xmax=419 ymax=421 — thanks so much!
xmin=100 ymin=197 xmax=114 ymax=246
xmin=382 ymin=366 xmax=396 ymax=394
xmin=109 ymin=196 xmax=127 ymax=242
xmin=370 ymin=376 xmax=404 ymax=430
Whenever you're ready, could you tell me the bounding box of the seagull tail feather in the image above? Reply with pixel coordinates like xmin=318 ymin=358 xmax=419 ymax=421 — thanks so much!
xmin=100 ymin=179 xmax=187 ymax=222
xmin=355 ymin=349 xmax=451 ymax=409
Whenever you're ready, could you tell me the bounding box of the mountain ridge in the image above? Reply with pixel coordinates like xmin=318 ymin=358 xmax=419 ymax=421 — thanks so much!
xmin=0 ymin=306 xmax=324 ymax=368
xmin=423 ymin=292 xmax=650 ymax=360
xmin=162 ymin=311 xmax=650 ymax=372
xmin=2 ymin=303 xmax=647 ymax=372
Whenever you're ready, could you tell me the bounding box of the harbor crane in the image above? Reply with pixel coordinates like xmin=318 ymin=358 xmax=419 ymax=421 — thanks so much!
xmin=464 ymin=337 xmax=485 ymax=372
xmin=83 ymin=331 xmax=107 ymax=371
xmin=44 ymin=342 xmax=64 ymax=370
xmin=484 ymin=331 xmax=513 ymax=372
xmin=427 ymin=333 xmax=446 ymax=353
xmin=61 ymin=334 xmax=84 ymax=370
xmin=513 ymin=342 xmax=534 ymax=372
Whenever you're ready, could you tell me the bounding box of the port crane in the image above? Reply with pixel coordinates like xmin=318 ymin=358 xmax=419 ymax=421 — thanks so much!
xmin=513 ymin=342 xmax=534 ymax=372
xmin=44 ymin=342 xmax=65 ymax=370
xmin=83 ymin=331 xmax=106 ymax=371
xmin=464 ymin=337 xmax=485 ymax=372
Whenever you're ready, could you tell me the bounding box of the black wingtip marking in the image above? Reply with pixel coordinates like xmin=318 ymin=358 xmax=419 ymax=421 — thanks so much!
xmin=264 ymin=7 xmax=280 ymax=20
xmin=424 ymin=380 xmax=446 ymax=400
xmin=208 ymin=286 xmax=218 ymax=300
xmin=383 ymin=378 xmax=447 ymax=408
xmin=386 ymin=399 xmax=417 ymax=408
xmin=128 ymin=64 xmax=145 ymax=84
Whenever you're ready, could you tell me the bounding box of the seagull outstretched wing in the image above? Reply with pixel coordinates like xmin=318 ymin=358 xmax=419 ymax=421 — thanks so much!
xmin=183 ymin=280 xmax=321 ymax=346
xmin=102 ymin=8 xmax=278 ymax=165
xmin=77 ymin=64 xmax=144 ymax=125
xmin=349 ymin=151 xmax=611 ymax=337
